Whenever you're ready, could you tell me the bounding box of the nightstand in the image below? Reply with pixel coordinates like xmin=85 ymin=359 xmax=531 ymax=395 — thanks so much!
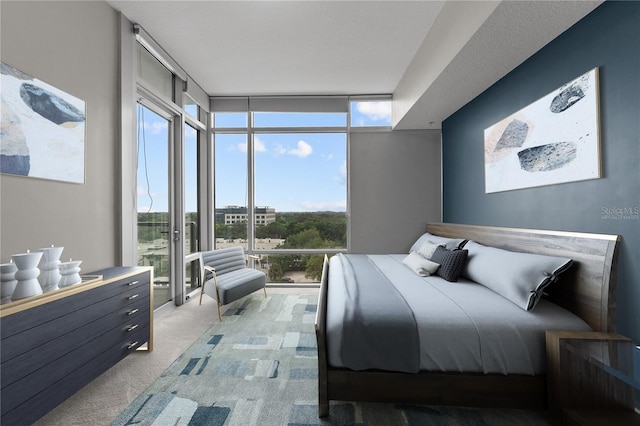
xmin=545 ymin=331 xmax=640 ymax=425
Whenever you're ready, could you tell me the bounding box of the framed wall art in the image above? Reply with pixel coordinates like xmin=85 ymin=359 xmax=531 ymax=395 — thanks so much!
xmin=0 ymin=62 xmax=85 ymax=184
xmin=484 ymin=67 xmax=600 ymax=193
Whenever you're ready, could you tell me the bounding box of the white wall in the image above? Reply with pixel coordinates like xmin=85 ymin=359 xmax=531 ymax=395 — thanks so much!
xmin=350 ymin=130 xmax=441 ymax=253
xmin=1 ymin=1 xmax=120 ymax=271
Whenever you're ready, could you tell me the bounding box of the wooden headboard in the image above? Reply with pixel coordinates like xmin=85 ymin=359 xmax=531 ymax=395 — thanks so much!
xmin=426 ymin=223 xmax=621 ymax=333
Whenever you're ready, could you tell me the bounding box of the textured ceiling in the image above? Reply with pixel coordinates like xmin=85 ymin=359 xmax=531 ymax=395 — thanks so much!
xmin=393 ymin=0 xmax=603 ymax=129
xmin=109 ymin=0 xmax=444 ymax=95
xmin=107 ymin=1 xmax=602 ymax=129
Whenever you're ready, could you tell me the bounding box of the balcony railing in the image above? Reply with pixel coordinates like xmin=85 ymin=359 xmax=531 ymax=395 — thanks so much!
xmin=138 ymin=221 xmax=326 ymax=287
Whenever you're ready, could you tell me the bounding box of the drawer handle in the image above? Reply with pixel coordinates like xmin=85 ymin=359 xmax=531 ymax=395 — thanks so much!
xmin=128 ymin=294 xmax=139 ymax=300
xmin=127 ymin=324 xmax=139 ymax=332
xmin=128 ymin=308 xmax=139 ymax=315
xmin=128 ymin=280 xmax=140 ymax=286
xmin=127 ymin=341 xmax=139 ymax=350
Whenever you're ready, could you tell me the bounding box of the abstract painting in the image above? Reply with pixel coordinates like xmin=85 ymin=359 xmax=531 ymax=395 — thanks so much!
xmin=1 ymin=62 xmax=85 ymax=183
xmin=484 ymin=68 xmax=600 ymax=193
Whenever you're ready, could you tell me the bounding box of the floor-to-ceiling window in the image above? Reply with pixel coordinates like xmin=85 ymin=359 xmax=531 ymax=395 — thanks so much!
xmin=211 ymin=97 xmax=391 ymax=284
xmin=212 ymin=98 xmax=355 ymax=284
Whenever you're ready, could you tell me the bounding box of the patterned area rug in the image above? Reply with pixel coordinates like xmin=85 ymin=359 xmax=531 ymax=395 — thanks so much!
xmin=111 ymin=293 xmax=550 ymax=425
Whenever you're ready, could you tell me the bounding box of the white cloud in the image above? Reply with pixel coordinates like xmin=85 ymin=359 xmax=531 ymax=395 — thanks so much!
xmin=137 ymin=187 xmax=159 ymax=199
xmin=138 ymin=120 xmax=168 ymax=135
xmin=338 ymin=160 xmax=347 ymax=185
xmin=300 ymin=200 xmax=346 ymax=212
xmin=357 ymin=101 xmax=392 ymax=122
xmin=254 ymin=137 xmax=267 ymax=152
xmin=237 ymin=137 xmax=266 ymax=153
xmin=184 ymin=125 xmax=197 ymax=138
xmin=274 ymin=144 xmax=287 ymax=156
xmin=137 ymin=186 xmax=158 ymax=212
xmin=152 ymin=122 xmax=168 ymax=134
xmin=288 ymin=140 xmax=312 ymax=158
xmin=322 ymin=153 xmax=334 ymax=161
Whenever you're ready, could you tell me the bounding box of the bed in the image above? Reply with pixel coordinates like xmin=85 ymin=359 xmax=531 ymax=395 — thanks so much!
xmin=314 ymin=223 xmax=620 ymax=417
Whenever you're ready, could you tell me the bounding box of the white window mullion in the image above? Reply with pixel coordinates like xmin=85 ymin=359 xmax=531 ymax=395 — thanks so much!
xmin=247 ymin=112 xmax=256 ymax=255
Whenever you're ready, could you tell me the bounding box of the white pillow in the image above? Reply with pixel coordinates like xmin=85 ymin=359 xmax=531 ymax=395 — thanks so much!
xmin=402 ymin=252 xmax=440 ymax=277
xmin=410 ymin=232 xmax=465 ymax=252
xmin=415 ymin=241 xmax=443 ymax=259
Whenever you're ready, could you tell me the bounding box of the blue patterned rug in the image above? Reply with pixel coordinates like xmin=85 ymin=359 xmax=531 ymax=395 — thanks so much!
xmin=111 ymin=293 xmax=550 ymax=425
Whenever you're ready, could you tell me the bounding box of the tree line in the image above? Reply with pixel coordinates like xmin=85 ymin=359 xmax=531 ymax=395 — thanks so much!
xmin=216 ymin=211 xmax=346 ymax=281
xmin=138 ymin=211 xmax=345 ymax=282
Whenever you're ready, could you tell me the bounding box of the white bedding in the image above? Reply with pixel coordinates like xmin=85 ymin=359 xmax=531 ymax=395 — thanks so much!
xmin=326 ymin=254 xmax=592 ymax=375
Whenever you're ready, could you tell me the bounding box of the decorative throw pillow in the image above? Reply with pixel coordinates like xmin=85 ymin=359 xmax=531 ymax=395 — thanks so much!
xmin=415 ymin=241 xmax=443 ymax=259
xmin=402 ymin=252 xmax=440 ymax=277
xmin=461 ymin=240 xmax=573 ymax=310
xmin=429 ymin=246 xmax=468 ymax=282
xmin=410 ymin=232 xmax=466 ymax=252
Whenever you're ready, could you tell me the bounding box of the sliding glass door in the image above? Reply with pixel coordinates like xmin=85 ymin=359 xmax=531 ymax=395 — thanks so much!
xmin=137 ymin=103 xmax=173 ymax=309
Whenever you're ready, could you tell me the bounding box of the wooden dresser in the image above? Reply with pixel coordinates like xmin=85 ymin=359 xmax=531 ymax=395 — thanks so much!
xmin=0 ymin=266 xmax=153 ymax=425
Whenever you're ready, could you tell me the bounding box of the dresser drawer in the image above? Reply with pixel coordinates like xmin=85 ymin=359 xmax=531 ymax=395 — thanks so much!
xmin=1 ymin=324 xmax=150 ymax=426
xmin=0 ymin=270 xmax=149 ymax=339
xmin=1 ymin=282 xmax=150 ymax=362
xmin=1 ymin=313 xmax=150 ymax=416
xmin=0 ymin=295 xmax=150 ymax=388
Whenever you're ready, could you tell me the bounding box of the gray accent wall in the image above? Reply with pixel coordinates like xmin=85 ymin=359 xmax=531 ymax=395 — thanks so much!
xmin=350 ymin=130 xmax=441 ymax=253
xmin=1 ymin=1 xmax=120 ymax=271
xmin=442 ymin=2 xmax=640 ymax=342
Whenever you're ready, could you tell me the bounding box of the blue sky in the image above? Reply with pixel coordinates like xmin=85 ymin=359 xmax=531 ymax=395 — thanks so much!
xmin=215 ymin=132 xmax=347 ymax=213
xmin=137 ymin=101 xmax=391 ymax=214
xmin=137 ymin=105 xmax=169 ymax=214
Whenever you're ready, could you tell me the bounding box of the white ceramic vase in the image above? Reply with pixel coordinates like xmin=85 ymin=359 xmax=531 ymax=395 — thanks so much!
xmin=1 ymin=262 xmax=18 ymax=303
xmin=59 ymin=260 xmax=82 ymax=288
xmin=11 ymin=252 xmax=44 ymax=300
xmin=38 ymin=246 xmax=64 ymax=292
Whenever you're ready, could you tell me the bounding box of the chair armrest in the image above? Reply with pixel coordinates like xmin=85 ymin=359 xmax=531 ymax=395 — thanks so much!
xmin=247 ymin=254 xmax=260 ymax=269
xmin=203 ymin=265 xmax=217 ymax=273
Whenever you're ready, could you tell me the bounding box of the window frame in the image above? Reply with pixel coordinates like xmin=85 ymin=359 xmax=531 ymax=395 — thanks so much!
xmin=211 ymin=99 xmax=354 ymax=256
xmin=250 ymin=127 xmax=348 ymax=255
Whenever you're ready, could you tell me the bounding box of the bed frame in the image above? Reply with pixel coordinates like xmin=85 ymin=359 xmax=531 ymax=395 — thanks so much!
xmin=314 ymin=222 xmax=621 ymax=417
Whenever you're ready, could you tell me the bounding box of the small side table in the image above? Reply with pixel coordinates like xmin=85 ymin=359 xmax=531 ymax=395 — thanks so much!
xmin=545 ymin=331 xmax=640 ymax=425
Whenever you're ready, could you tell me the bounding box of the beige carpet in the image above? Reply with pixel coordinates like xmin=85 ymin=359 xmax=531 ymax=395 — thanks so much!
xmin=34 ymin=287 xmax=316 ymax=426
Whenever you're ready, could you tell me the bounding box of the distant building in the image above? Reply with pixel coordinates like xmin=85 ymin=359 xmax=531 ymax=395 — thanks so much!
xmin=215 ymin=205 xmax=276 ymax=225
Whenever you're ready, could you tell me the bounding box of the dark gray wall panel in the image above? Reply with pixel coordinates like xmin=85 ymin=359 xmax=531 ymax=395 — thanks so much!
xmin=442 ymin=2 xmax=640 ymax=342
